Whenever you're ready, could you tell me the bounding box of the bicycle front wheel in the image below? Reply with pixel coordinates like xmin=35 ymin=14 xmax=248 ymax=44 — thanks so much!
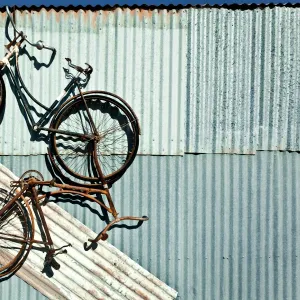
xmin=50 ymin=94 xmax=139 ymax=187
xmin=0 ymin=189 xmax=33 ymax=278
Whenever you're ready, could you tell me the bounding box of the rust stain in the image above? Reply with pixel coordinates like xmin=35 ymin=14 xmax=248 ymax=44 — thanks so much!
xmin=100 ymin=10 xmax=110 ymax=24
xmin=92 ymin=11 xmax=98 ymax=29
xmin=44 ymin=8 xmax=54 ymax=21
xmin=96 ymin=262 xmax=151 ymax=299
xmin=87 ymin=288 xmax=104 ymax=299
xmin=55 ymin=9 xmax=62 ymax=23
xmin=83 ymin=9 xmax=89 ymax=24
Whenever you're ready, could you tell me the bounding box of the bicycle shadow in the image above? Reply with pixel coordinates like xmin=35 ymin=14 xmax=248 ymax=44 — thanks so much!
xmin=2 ymin=17 xmax=91 ymax=143
xmin=45 ymin=154 xmax=147 ymax=252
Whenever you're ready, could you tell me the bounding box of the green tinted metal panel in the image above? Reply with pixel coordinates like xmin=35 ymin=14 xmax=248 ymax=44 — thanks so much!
xmin=0 ymin=152 xmax=299 ymax=299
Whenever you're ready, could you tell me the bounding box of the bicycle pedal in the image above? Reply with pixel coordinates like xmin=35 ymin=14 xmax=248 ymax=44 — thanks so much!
xmin=50 ymin=258 xmax=61 ymax=270
xmin=54 ymin=249 xmax=68 ymax=256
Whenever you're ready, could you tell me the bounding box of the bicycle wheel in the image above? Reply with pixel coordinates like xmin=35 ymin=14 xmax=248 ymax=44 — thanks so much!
xmin=0 ymin=75 xmax=6 ymax=112
xmin=50 ymin=94 xmax=139 ymax=187
xmin=0 ymin=189 xmax=33 ymax=277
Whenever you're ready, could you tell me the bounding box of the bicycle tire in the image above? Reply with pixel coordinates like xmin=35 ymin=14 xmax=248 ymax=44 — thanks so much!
xmin=0 ymin=75 xmax=6 ymax=113
xmin=0 ymin=189 xmax=33 ymax=278
xmin=49 ymin=93 xmax=139 ymax=187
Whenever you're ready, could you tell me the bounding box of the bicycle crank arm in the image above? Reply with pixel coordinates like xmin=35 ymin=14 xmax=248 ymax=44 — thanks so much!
xmin=39 ymin=127 xmax=94 ymax=140
xmin=0 ymin=235 xmax=30 ymax=244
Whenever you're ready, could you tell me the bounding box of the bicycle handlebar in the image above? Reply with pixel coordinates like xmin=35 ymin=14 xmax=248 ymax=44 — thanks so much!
xmin=65 ymin=57 xmax=93 ymax=75
xmin=5 ymin=6 xmax=56 ymax=52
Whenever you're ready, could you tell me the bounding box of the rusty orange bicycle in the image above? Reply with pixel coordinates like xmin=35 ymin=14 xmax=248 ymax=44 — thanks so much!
xmin=0 ymin=170 xmax=148 ymax=278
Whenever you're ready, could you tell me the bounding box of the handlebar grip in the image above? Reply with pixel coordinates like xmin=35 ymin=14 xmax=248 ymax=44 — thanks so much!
xmin=43 ymin=45 xmax=56 ymax=52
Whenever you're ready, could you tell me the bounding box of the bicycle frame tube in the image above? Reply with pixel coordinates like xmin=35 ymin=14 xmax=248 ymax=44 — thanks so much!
xmin=0 ymin=185 xmax=27 ymax=218
xmin=31 ymin=187 xmax=54 ymax=247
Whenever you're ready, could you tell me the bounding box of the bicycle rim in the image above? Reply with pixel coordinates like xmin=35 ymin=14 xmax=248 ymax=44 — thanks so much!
xmin=0 ymin=75 xmax=6 ymax=112
xmin=0 ymin=189 xmax=33 ymax=277
xmin=50 ymin=94 xmax=139 ymax=186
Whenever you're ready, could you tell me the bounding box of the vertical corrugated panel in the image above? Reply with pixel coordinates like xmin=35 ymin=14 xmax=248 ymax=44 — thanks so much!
xmin=186 ymin=7 xmax=300 ymax=153
xmin=186 ymin=8 xmax=260 ymax=154
xmin=0 ymin=7 xmax=187 ymax=155
xmin=257 ymin=7 xmax=300 ymax=151
xmin=0 ymin=274 xmax=47 ymax=300
xmin=1 ymin=152 xmax=300 ymax=299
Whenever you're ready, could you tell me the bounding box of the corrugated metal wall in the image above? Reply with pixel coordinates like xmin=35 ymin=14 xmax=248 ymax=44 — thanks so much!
xmin=186 ymin=7 xmax=300 ymax=153
xmin=0 ymin=5 xmax=300 ymax=300
xmin=1 ymin=152 xmax=300 ymax=300
xmin=0 ymin=8 xmax=187 ymax=155
xmin=0 ymin=7 xmax=300 ymax=155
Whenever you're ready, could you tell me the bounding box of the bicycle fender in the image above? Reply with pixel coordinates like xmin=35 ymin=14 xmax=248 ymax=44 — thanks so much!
xmin=50 ymin=90 xmax=141 ymax=135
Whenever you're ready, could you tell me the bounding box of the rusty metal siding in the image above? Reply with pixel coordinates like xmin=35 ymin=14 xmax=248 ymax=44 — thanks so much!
xmin=186 ymin=7 xmax=300 ymax=153
xmin=0 ymin=8 xmax=187 ymax=155
xmin=1 ymin=151 xmax=300 ymax=299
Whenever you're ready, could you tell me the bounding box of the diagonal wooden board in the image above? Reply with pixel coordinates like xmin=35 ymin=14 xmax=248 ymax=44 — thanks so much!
xmin=0 ymin=164 xmax=178 ymax=300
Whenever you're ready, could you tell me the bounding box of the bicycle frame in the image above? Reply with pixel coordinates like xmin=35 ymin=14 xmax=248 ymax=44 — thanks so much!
xmin=1 ymin=175 xmax=148 ymax=246
xmin=1 ymin=41 xmax=88 ymax=139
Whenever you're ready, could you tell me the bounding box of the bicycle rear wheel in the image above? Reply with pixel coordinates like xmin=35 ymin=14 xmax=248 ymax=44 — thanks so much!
xmin=49 ymin=93 xmax=139 ymax=187
xmin=0 ymin=189 xmax=33 ymax=278
xmin=0 ymin=75 xmax=6 ymax=113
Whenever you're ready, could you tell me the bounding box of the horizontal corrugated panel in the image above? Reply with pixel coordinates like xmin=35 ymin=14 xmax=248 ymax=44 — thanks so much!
xmin=1 ymin=152 xmax=300 ymax=299
xmin=0 ymin=7 xmax=187 ymax=155
xmin=186 ymin=7 xmax=300 ymax=153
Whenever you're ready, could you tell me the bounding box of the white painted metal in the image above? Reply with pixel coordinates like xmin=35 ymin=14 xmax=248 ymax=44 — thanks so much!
xmin=0 ymin=8 xmax=187 ymax=156
xmin=0 ymin=163 xmax=178 ymax=300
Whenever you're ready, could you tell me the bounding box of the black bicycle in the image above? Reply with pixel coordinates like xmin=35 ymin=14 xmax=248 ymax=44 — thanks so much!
xmin=0 ymin=6 xmax=140 ymax=188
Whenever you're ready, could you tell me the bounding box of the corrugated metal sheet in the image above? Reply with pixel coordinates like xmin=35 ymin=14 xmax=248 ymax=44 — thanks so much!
xmin=186 ymin=7 xmax=300 ymax=153
xmin=0 ymin=8 xmax=187 ymax=155
xmin=0 ymin=7 xmax=299 ymax=155
xmin=0 ymin=152 xmax=300 ymax=299
xmin=2 ymin=3 xmax=300 ymax=10
xmin=0 ymin=163 xmax=177 ymax=300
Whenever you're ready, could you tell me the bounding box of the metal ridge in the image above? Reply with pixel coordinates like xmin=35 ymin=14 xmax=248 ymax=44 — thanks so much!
xmin=1 ymin=3 xmax=300 ymax=11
